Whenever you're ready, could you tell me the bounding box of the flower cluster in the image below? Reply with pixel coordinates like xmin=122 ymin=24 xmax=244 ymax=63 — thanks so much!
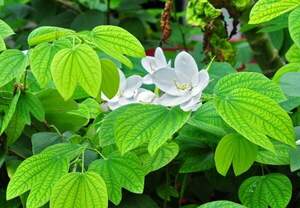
xmin=102 ymin=47 xmax=209 ymax=112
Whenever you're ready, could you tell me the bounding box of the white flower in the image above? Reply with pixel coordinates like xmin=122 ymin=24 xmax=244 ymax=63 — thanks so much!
xmin=102 ymin=70 xmax=156 ymax=110
xmin=141 ymin=47 xmax=171 ymax=84
xmin=152 ymin=51 xmax=209 ymax=112
xmin=296 ymin=140 xmax=300 ymax=145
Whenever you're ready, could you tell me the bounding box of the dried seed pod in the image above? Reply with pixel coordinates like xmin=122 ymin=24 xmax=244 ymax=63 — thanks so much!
xmin=160 ymin=0 xmax=173 ymax=43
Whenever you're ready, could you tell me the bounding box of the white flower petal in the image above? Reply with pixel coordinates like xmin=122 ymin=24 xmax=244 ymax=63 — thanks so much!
xmin=180 ymin=95 xmax=202 ymax=111
xmin=197 ymin=70 xmax=210 ymax=90
xmin=152 ymin=68 xmax=183 ymax=96
xmin=174 ymin=51 xmax=199 ymax=85
xmin=157 ymin=93 xmax=192 ymax=107
xmin=143 ymin=74 xmax=153 ymax=84
xmin=118 ymin=69 xmax=127 ymax=93
xmin=154 ymin=47 xmax=168 ymax=66
xmin=296 ymin=140 xmax=300 ymax=145
xmin=123 ymin=75 xmax=143 ymax=98
xmin=136 ymin=88 xmax=156 ymax=103
xmin=141 ymin=56 xmax=157 ymax=74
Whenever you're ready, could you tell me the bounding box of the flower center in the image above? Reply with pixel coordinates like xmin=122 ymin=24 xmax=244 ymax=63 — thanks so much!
xmin=174 ymin=81 xmax=192 ymax=91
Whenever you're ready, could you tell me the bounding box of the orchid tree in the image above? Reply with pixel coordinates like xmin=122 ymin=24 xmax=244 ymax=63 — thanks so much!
xmin=0 ymin=0 xmax=300 ymax=207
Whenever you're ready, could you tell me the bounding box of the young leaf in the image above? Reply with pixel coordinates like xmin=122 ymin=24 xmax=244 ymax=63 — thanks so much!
xmin=99 ymin=104 xmax=190 ymax=155
xmin=239 ymin=173 xmax=292 ymax=208
xmin=188 ymin=101 xmax=232 ymax=136
xmin=6 ymin=143 xmax=83 ymax=208
xmin=289 ymin=7 xmax=300 ymax=48
xmin=101 ymin=59 xmax=120 ymax=99
xmin=89 ymin=152 xmax=145 ymax=205
xmin=0 ymin=49 xmax=28 ymax=87
xmin=29 ymin=39 xmax=72 ymax=87
xmin=215 ymin=134 xmax=257 ymax=176
xmin=198 ymin=200 xmax=246 ymax=208
xmin=50 ymin=172 xmax=108 ymax=208
xmin=51 ymin=44 xmax=102 ymax=100
xmin=249 ymin=0 xmax=300 ymax=24
xmin=214 ymin=88 xmax=295 ymax=152
xmin=91 ymin=25 xmax=145 ymax=67
xmin=28 ymin=26 xmax=75 ymax=46
xmin=215 ymin=72 xmax=286 ymax=102
xmin=0 ymin=19 xmax=15 ymax=38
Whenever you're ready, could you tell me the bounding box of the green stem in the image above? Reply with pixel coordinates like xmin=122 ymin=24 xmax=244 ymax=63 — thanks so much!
xmin=106 ymin=0 xmax=111 ymax=25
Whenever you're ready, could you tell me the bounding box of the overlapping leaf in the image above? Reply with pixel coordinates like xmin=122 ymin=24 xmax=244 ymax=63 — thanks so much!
xmin=249 ymin=0 xmax=300 ymax=24
xmin=28 ymin=26 xmax=75 ymax=46
xmin=214 ymin=86 xmax=295 ymax=152
xmin=0 ymin=19 xmax=14 ymax=38
xmin=91 ymin=25 xmax=145 ymax=67
xmin=98 ymin=104 xmax=190 ymax=155
xmin=50 ymin=172 xmax=107 ymax=208
xmin=51 ymin=44 xmax=102 ymax=100
xmin=215 ymin=134 xmax=257 ymax=176
xmin=188 ymin=101 xmax=232 ymax=136
xmin=215 ymin=72 xmax=286 ymax=102
xmin=0 ymin=49 xmax=28 ymax=87
xmin=6 ymin=143 xmax=83 ymax=208
xmin=239 ymin=173 xmax=292 ymax=208
xmin=89 ymin=152 xmax=144 ymax=205
xmin=29 ymin=39 xmax=72 ymax=87
xmin=289 ymin=7 xmax=300 ymax=48
xmin=101 ymin=59 xmax=120 ymax=99
xmin=198 ymin=201 xmax=246 ymax=208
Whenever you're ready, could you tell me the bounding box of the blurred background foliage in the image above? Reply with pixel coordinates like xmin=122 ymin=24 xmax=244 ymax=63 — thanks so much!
xmin=1 ymin=0 xmax=298 ymax=207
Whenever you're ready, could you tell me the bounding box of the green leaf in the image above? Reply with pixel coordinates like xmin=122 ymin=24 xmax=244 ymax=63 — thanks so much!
xmin=99 ymin=104 xmax=190 ymax=155
xmin=89 ymin=152 xmax=144 ymax=205
xmin=156 ymin=184 xmax=178 ymax=201
xmin=273 ymin=63 xmax=300 ymax=83
xmin=256 ymin=142 xmax=290 ymax=165
xmin=214 ymin=88 xmax=295 ymax=152
xmin=179 ymin=152 xmax=215 ymax=173
xmin=249 ymin=0 xmax=300 ymax=24
xmin=37 ymin=89 xmax=88 ymax=132
xmin=0 ymin=91 xmax=21 ymax=134
xmin=101 ymin=59 xmax=120 ymax=99
xmin=289 ymin=7 xmax=300 ymax=48
xmin=280 ymin=72 xmax=300 ymax=97
xmin=51 ymin=44 xmax=102 ymax=100
xmin=28 ymin=26 xmax=75 ymax=46
xmin=50 ymin=172 xmax=108 ymax=208
xmin=137 ymin=142 xmax=179 ymax=174
xmin=91 ymin=25 xmax=145 ymax=67
xmin=215 ymin=133 xmax=257 ymax=176
xmin=5 ymin=92 xmax=45 ymax=144
xmin=198 ymin=200 xmax=246 ymax=208
xmin=0 ymin=19 xmax=15 ymax=38
xmin=29 ymin=39 xmax=72 ymax=87
xmin=239 ymin=173 xmax=292 ymax=208
xmin=31 ymin=132 xmax=62 ymax=154
xmin=286 ymin=44 xmax=300 ymax=63
xmin=188 ymin=101 xmax=232 ymax=136
xmin=289 ymin=145 xmax=300 ymax=171
xmin=6 ymin=143 xmax=83 ymax=208
xmin=118 ymin=194 xmax=159 ymax=208
xmin=0 ymin=37 xmax=6 ymax=52
xmin=214 ymin=72 xmax=286 ymax=102
xmin=0 ymin=49 xmax=28 ymax=87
